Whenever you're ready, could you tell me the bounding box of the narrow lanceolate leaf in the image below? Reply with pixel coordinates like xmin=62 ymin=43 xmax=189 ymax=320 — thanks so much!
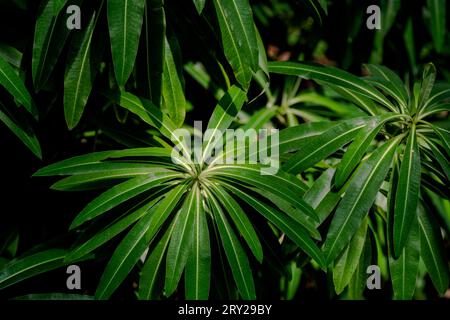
xmin=418 ymin=204 xmax=449 ymax=294
xmin=268 ymin=61 xmax=397 ymax=112
xmin=323 ymin=137 xmax=400 ymax=264
xmin=333 ymin=218 xmax=368 ymax=295
xmin=192 ymin=0 xmax=206 ymax=14
xmin=348 ymin=233 xmax=372 ymax=299
xmin=165 ymin=186 xmax=198 ymax=296
xmin=334 ymin=118 xmax=380 ymax=188
xmin=70 ymin=171 xmax=181 ymax=229
xmin=95 ymin=210 xmax=154 ymax=300
xmin=427 ymin=0 xmax=446 ymax=53
xmin=185 ymin=187 xmax=211 ymax=299
xmin=108 ymin=0 xmax=146 ymax=87
xmin=212 ymin=0 xmax=259 ymax=89
xmin=32 ymin=0 xmax=70 ymax=91
xmin=208 ymin=164 xmax=317 ymax=221
xmin=139 ymin=215 xmax=177 ymax=300
xmin=64 ymin=4 xmax=103 ymax=129
xmin=136 ymin=0 xmax=165 ymax=105
xmin=389 ymin=215 xmax=420 ymax=300
xmin=162 ymin=35 xmax=185 ymax=127
xmin=223 ymin=183 xmax=325 ymax=268
xmin=0 ymin=249 xmax=66 ymax=290
xmin=418 ymin=63 xmax=436 ymax=111
xmin=393 ymin=126 xmax=421 ymax=257
xmin=0 ymin=56 xmax=37 ymax=118
xmin=203 ymin=86 xmax=246 ymax=162
xmin=208 ymin=190 xmax=256 ymax=300
xmin=67 ymin=198 xmax=161 ymax=261
xmin=212 ymin=186 xmax=263 ymax=262
xmin=114 ymin=92 xmax=191 ymax=161
xmin=363 ymin=64 xmax=409 ymax=110
xmin=283 ymin=117 xmax=371 ymax=174
xmin=430 ymin=124 xmax=450 ymax=157
xmin=0 ymin=107 xmax=41 ymax=159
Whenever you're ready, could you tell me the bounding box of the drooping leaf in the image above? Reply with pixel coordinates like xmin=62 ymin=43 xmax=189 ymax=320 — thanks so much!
xmin=323 ymin=137 xmax=400 ymax=264
xmin=212 ymin=0 xmax=259 ymax=89
xmin=393 ymin=126 xmax=421 ymax=257
xmin=108 ymin=0 xmax=146 ymax=87
xmin=418 ymin=204 xmax=449 ymax=294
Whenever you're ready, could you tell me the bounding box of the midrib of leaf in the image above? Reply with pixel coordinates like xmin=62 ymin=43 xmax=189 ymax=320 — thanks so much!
xmin=326 ymin=138 xmax=398 ymax=261
xmin=230 ymin=0 xmax=256 ymax=70
xmin=192 ymin=188 xmax=202 ymax=299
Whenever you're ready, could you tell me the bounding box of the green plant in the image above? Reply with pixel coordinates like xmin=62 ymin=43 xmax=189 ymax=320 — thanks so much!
xmin=269 ymin=61 xmax=450 ymax=298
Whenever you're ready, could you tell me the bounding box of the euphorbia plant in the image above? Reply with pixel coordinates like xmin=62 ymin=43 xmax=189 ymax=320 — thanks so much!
xmin=269 ymin=61 xmax=450 ymax=299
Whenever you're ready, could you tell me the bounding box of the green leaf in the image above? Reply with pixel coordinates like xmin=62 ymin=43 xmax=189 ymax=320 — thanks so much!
xmin=268 ymin=61 xmax=397 ymax=112
xmin=427 ymin=0 xmax=446 ymax=53
xmin=333 ymin=218 xmax=368 ymax=295
xmin=0 ymin=249 xmax=66 ymax=290
xmin=67 ymin=198 xmax=161 ymax=261
xmin=323 ymin=137 xmax=400 ymax=264
xmin=207 ymin=189 xmax=256 ymax=300
xmin=363 ymin=64 xmax=409 ymax=111
xmin=203 ymin=85 xmax=246 ymax=161
xmin=393 ymin=126 xmax=421 ymax=257
xmin=211 ymin=185 xmax=263 ymax=262
xmin=136 ymin=0 xmax=165 ymax=105
xmin=282 ymin=117 xmax=371 ymax=174
xmin=348 ymin=232 xmax=372 ymax=299
xmin=389 ymin=214 xmax=420 ymax=300
xmin=139 ymin=214 xmax=176 ymax=300
xmin=185 ymin=187 xmax=211 ymax=300
xmin=0 ymin=107 xmax=41 ymax=159
xmin=95 ymin=209 xmax=154 ymax=300
xmin=418 ymin=63 xmax=437 ymax=111
xmin=162 ymin=35 xmax=186 ymax=127
xmin=418 ymin=204 xmax=449 ymax=294
xmin=212 ymin=0 xmax=259 ymax=89
xmin=64 ymin=4 xmax=104 ymax=129
xmin=32 ymin=0 xmax=70 ymax=91
xmin=224 ymin=183 xmax=325 ymax=268
xmin=33 ymin=147 xmax=173 ymax=176
xmin=70 ymin=171 xmax=182 ymax=229
xmin=0 ymin=56 xmax=37 ymax=118
xmin=208 ymin=164 xmax=317 ymax=221
xmin=165 ymin=186 xmax=198 ymax=296
xmin=108 ymin=0 xmax=146 ymax=87
xmin=334 ymin=117 xmax=384 ymax=188
xmin=192 ymin=0 xmax=206 ymax=14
